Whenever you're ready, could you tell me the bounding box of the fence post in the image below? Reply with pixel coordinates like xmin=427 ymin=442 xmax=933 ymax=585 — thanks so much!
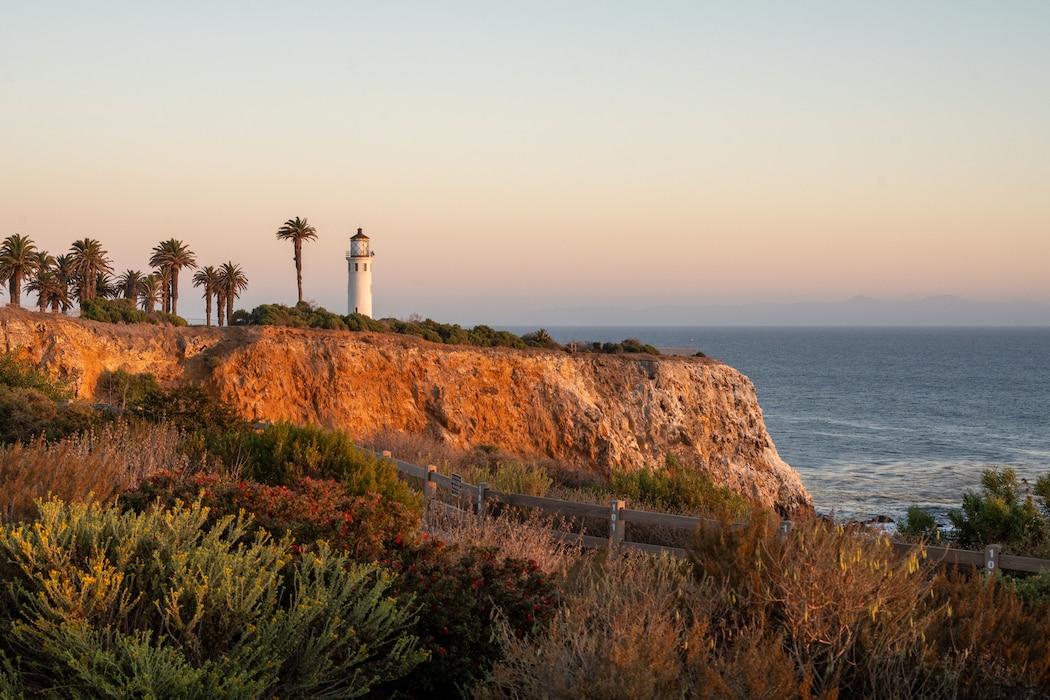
xmin=777 ymin=520 xmax=794 ymax=543
xmin=610 ymin=500 xmax=625 ymax=552
xmin=424 ymin=465 xmax=437 ymax=502
xmin=477 ymin=482 xmax=489 ymax=524
xmin=985 ymin=544 xmax=1002 ymax=572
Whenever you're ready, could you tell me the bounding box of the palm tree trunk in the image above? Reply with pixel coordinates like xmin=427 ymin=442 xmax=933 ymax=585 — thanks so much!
xmin=294 ymin=240 xmax=303 ymax=303
xmin=216 ymin=291 xmax=226 ymax=327
xmin=171 ymin=268 xmax=179 ymax=316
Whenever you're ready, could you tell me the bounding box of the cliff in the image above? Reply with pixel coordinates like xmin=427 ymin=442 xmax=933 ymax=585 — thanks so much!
xmin=0 ymin=306 xmax=812 ymax=515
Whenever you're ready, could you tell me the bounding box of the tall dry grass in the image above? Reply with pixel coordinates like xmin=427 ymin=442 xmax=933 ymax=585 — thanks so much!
xmin=463 ymin=509 xmax=1050 ymax=699
xmin=0 ymin=421 xmax=201 ymax=522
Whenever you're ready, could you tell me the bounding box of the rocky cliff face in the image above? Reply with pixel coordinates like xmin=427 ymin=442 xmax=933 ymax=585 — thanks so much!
xmin=0 ymin=306 xmax=812 ymax=515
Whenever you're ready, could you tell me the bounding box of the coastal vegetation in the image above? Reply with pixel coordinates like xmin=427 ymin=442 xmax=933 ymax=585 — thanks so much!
xmin=233 ymin=300 xmax=663 ymax=355
xmin=0 ymin=233 xmax=248 ymax=327
xmin=0 ymin=353 xmax=1049 ymax=695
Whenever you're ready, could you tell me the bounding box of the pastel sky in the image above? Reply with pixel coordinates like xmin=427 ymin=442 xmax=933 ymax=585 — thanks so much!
xmin=2 ymin=2 xmax=1048 ymax=325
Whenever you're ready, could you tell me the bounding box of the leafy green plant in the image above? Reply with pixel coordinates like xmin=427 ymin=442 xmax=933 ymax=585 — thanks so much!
xmin=98 ymin=371 xmax=245 ymax=436
xmin=490 ymin=461 xmax=554 ymax=497
xmin=0 ymin=497 xmax=426 ymax=697
xmin=0 ymin=350 xmax=72 ymax=401
xmin=610 ymin=453 xmax=753 ymax=519
xmin=899 ymin=505 xmax=940 ymax=540
xmin=948 ymin=467 xmax=1050 ymax=556
xmin=80 ymin=297 xmax=186 ymax=326
xmin=208 ymin=422 xmax=420 ymax=510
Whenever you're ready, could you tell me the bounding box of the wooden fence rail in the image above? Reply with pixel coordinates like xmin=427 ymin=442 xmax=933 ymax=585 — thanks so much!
xmin=380 ymin=451 xmax=1050 ymax=575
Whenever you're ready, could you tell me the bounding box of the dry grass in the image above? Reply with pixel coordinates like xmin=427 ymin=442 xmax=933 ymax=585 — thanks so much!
xmin=0 ymin=421 xmax=201 ymax=522
xmin=460 ymin=509 xmax=1050 ymax=699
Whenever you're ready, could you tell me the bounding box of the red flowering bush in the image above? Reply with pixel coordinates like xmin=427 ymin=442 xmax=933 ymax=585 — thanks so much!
xmin=120 ymin=470 xmax=418 ymax=561
xmin=376 ymin=540 xmax=559 ymax=697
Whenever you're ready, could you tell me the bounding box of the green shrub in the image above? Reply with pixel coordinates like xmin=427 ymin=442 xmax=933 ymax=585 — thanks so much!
xmin=610 ymin=454 xmax=753 ymax=519
xmin=0 ymin=360 xmax=105 ymax=443
xmin=899 ymin=505 xmax=940 ymax=540
xmin=80 ymin=297 xmax=186 ymax=326
xmin=137 ymin=383 xmax=245 ymax=435
xmin=0 ymin=350 xmax=72 ymax=401
xmin=948 ymin=467 xmax=1050 ymax=556
xmin=1009 ymin=569 xmax=1050 ymax=607
xmin=0 ymin=497 xmax=426 ymax=697
xmin=0 ymin=386 xmax=58 ymax=444
xmin=208 ymin=422 xmax=420 ymax=511
xmin=490 ymin=461 xmax=554 ymax=497
xmin=345 ymin=312 xmax=385 ymax=332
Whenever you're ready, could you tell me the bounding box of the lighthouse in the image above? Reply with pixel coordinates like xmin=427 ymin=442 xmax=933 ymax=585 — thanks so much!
xmin=346 ymin=228 xmax=373 ymax=317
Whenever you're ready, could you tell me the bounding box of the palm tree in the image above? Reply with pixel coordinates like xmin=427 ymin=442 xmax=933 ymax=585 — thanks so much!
xmin=0 ymin=234 xmax=39 ymax=307
xmin=275 ymin=217 xmax=317 ymax=304
xmin=138 ymin=274 xmax=163 ymax=313
xmin=68 ymin=238 xmax=113 ymax=305
xmin=53 ymin=254 xmax=76 ymax=312
xmin=149 ymin=239 xmax=197 ymax=316
xmin=192 ymin=265 xmax=221 ymax=326
xmin=94 ymin=271 xmax=117 ymax=300
xmin=24 ymin=250 xmax=55 ymax=311
xmin=27 ymin=270 xmax=69 ymax=313
xmin=116 ymin=269 xmax=145 ymax=300
xmin=25 ymin=252 xmax=61 ymax=313
xmin=217 ymin=262 xmax=248 ymax=326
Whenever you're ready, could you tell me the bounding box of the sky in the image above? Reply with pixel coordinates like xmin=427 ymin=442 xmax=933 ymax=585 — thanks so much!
xmin=2 ymin=2 xmax=1048 ymax=326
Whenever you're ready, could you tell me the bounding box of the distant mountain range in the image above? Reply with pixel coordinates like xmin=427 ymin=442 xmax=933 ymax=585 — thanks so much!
xmin=507 ymin=296 xmax=1050 ymax=326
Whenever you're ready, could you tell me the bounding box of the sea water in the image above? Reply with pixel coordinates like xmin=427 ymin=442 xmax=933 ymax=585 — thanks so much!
xmin=503 ymin=326 xmax=1050 ymax=522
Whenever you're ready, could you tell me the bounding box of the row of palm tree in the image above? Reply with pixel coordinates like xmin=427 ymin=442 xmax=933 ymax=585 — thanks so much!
xmin=192 ymin=263 xmax=248 ymax=327
xmin=0 ymin=234 xmax=248 ymax=326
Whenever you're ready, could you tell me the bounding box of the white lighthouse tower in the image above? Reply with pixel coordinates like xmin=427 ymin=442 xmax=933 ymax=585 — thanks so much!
xmin=346 ymin=228 xmax=374 ymax=317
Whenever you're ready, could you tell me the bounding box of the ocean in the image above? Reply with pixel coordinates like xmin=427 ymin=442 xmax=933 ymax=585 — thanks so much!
xmin=502 ymin=326 xmax=1050 ymax=522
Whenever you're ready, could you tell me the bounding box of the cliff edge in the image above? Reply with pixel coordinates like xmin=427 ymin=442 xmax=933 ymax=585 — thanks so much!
xmin=0 ymin=306 xmax=812 ymax=515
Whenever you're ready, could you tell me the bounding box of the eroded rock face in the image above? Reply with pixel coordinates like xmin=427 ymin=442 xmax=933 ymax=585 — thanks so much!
xmin=0 ymin=306 xmax=812 ymax=515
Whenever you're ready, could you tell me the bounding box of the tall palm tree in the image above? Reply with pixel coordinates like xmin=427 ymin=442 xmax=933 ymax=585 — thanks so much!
xmin=137 ymin=274 xmax=163 ymax=313
xmin=217 ymin=261 xmax=248 ymax=326
xmin=95 ymin=271 xmax=117 ymax=300
xmin=25 ymin=250 xmax=54 ymax=311
xmin=25 ymin=251 xmax=59 ymax=313
xmin=53 ymin=254 xmax=76 ymax=312
xmin=27 ymin=270 xmax=69 ymax=313
xmin=0 ymin=234 xmax=39 ymax=307
xmin=192 ymin=265 xmax=221 ymax=327
xmin=275 ymin=217 xmax=317 ymax=304
xmin=68 ymin=238 xmax=113 ymax=305
xmin=116 ymin=269 xmax=145 ymax=300
xmin=149 ymin=239 xmax=197 ymax=316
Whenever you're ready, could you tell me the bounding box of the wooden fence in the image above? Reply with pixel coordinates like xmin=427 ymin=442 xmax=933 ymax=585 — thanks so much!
xmin=381 ymin=451 xmax=1050 ymax=575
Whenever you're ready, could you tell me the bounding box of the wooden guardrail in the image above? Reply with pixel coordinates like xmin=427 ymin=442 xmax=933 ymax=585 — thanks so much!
xmin=381 ymin=451 xmax=1050 ymax=575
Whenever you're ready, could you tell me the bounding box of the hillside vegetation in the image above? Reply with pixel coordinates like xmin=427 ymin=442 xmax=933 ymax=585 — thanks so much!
xmin=2 ymin=351 xmax=1050 ymax=697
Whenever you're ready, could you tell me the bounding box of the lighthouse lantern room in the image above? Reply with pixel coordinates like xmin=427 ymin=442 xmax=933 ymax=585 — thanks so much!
xmin=346 ymin=228 xmax=373 ymax=317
